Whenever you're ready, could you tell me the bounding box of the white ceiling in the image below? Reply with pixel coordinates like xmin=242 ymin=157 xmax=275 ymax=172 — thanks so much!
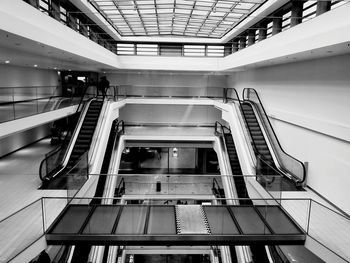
xmin=0 ymin=29 xmax=116 ymax=71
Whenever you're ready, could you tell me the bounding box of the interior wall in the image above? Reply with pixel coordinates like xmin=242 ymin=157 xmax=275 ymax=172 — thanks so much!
xmin=0 ymin=64 xmax=58 ymax=88
xmin=0 ymin=64 xmax=59 ymax=156
xmin=227 ymin=54 xmax=350 ymax=214
xmin=106 ymin=72 xmax=227 ymax=97
xmin=0 ymin=124 xmax=51 ymax=157
xmin=120 ymin=104 xmax=221 ymax=125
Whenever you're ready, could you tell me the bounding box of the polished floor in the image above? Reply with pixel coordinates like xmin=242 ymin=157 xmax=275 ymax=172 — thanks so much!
xmin=0 ymin=138 xmax=66 ymax=220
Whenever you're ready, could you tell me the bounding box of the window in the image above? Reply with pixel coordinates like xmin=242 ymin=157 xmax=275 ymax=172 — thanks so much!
xmin=184 ymin=45 xmax=205 ymax=56
xmin=117 ymin=43 xmax=135 ymax=55
xmin=136 ymin=44 xmax=158 ymax=55
xmin=60 ymin=6 xmax=67 ymax=24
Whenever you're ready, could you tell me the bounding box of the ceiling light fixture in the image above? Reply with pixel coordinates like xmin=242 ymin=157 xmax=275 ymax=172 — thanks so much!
xmin=5 ymin=60 xmax=10 ymax=64
xmin=172 ymin=147 xmax=178 ymax=158
xmin=34 ymin=64 xmax=38 ymax=67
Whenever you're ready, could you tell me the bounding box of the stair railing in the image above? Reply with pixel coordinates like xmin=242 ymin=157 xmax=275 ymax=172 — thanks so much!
xmin=243 ymin=88 xmax=306 ymax=184
xmin=39 ymin=86 xmax=97 ymax=181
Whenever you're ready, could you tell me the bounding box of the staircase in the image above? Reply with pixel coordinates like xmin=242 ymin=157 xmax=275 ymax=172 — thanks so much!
xmin=241 ymin=103 xmax=277 ymax=175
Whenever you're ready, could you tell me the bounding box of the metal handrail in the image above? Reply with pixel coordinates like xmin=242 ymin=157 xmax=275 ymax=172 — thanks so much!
xmin=223 ymin=88 xmax=263 ymax=162
xmin=242 ymin=88 xmax=306 ymax=184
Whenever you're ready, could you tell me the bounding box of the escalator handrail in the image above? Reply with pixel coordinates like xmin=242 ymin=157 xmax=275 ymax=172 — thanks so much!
xmin=223 ymin=88 xmax=303 ymax=180
xmin=242 ymin=88 xmax=306 ymax=183
xmin=214 ymin=121 xmax=231 ymax=135
xmin=39 ymin=85 xmax=97 ymax=181
xmin=223 ymin=88 xmax=265 ymax=163
xmin=39 ymin=98 xmax=96 ymax=181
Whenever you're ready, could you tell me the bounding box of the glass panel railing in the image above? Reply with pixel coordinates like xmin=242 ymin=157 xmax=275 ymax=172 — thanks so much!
xmin=78 ymin=174 xmax=283 ymax=204
xmin=0 ymin=199 xmax=44 ymax=262
xmin=307 ymin=200 xmax=350 ymax=262
xmin=1 ymin=195 xmax=349 ymax=262
xmin=39 ymin=95 xmax=101 ymax=181
xmin=115 ymin=85 xmax=225 ymax=100
xmin=0 ymin=86 xmax=81 ymax=123
xmin=242 ymin=88 xmax=306 ymax=184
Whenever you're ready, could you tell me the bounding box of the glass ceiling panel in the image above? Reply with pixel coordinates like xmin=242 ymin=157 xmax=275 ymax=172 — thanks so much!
xmin=90 ymin=0 xmax=265 ymax=38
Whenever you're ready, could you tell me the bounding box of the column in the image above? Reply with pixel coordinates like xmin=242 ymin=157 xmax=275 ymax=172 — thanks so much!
xmin=239 ymin=36 xmax=246 ymax=49
xmin=290 ymin=1 xmax=303 ymax=27
xmin=272 ymin=16 xmax=282 ymax=35
xmin=232 ymin=41 xmax=239 ymax=53
xmin=247 ymin=30 xmax=256 ymax=46
xmin=258 ymin=23 xmax=267 ymax=41
xmin=316 ymin=0 xmax=331 ymax=16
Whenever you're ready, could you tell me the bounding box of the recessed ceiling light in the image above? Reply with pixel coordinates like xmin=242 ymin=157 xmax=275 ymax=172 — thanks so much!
xmin=34 ymin=64 xmax=38 ymax=67
xmin=5 ymin=60 xmax=10 ymax=64
xmin=54 ymin=67 xmax=57 ymax=70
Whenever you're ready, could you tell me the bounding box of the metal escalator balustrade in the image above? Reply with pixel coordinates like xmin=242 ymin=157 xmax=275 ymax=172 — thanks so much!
xmin=215 ymin=121 xmax=250 ymax=205
xmin=215 ymin=121 xmax=271 ymax=262
xmin=39 ymin=99 xmax=103 ymax=189
xmin=241 ymin=102 xmax=277 ymax=176
xmin=242 ymin=88 xmax=306 ymax=186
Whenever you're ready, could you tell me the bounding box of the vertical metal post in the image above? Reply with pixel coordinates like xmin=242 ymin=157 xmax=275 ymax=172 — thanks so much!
xmin=41 ymin=198 xmax=46 ymax=233
xmin=307 ymin=198 xmax=312 ymax=233
xmin=36 ymin=87 xmax=39 ymax=113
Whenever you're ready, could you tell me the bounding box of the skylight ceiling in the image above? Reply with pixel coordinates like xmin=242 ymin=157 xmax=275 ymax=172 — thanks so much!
xmin=89 ymin=0 xmax=265 ymax=39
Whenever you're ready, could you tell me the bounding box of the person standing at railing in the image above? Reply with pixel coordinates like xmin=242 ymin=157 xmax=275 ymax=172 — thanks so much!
xmin=98 ymin=76 xmax=110 ymax=99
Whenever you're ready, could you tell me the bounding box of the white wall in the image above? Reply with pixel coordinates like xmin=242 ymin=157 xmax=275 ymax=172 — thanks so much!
xmin=227 ymin=54 xmax=350 ymax=214
xmin=0 ymin=64 xmax=59 ymax=156
xmin=106 ymin=72 xmax=226 ymax=88
xmin=0 ymin=64 xmax=58 ymax=87
xmin=120 ymin=104 xmax=221 ymax=125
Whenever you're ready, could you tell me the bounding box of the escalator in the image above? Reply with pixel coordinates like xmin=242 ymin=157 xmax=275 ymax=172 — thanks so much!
xmin=66 ymin=100 xmax=103 ymax=171
xmin=41 ymin=99 xmax=103 ymax=189
xmin=241 ymin=103 xmax=277 ymax=176
xmin=223 ymin=133 xmax=251 ymax=204
xmin=216 ymin=122 xmax=270 ymax=263
xmin=70 ymin=120 xmax=124 ymax=263
xmin=241 ymin=102 xmax=302 ymax=191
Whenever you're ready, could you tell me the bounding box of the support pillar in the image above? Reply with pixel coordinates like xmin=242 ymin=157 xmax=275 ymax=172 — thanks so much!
xmin=247 ymin=30 xmax=256 ymax=46
xmin=224 ymin=44 xmax=232 ymax=56
xmin=272 ymin=16 xmax=282 ymax=35
xmin=316 ymin=0 xmax=331 ymax=16
xmin=290 ymin=1 xmax=303 ymax=27
xmin=258 ymin=23 xmax=267 ymax=41
xmin=239 ymin=36 xmax=246 ymax=49
xmin=232 ymin=41 xmax=239 ymax=53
